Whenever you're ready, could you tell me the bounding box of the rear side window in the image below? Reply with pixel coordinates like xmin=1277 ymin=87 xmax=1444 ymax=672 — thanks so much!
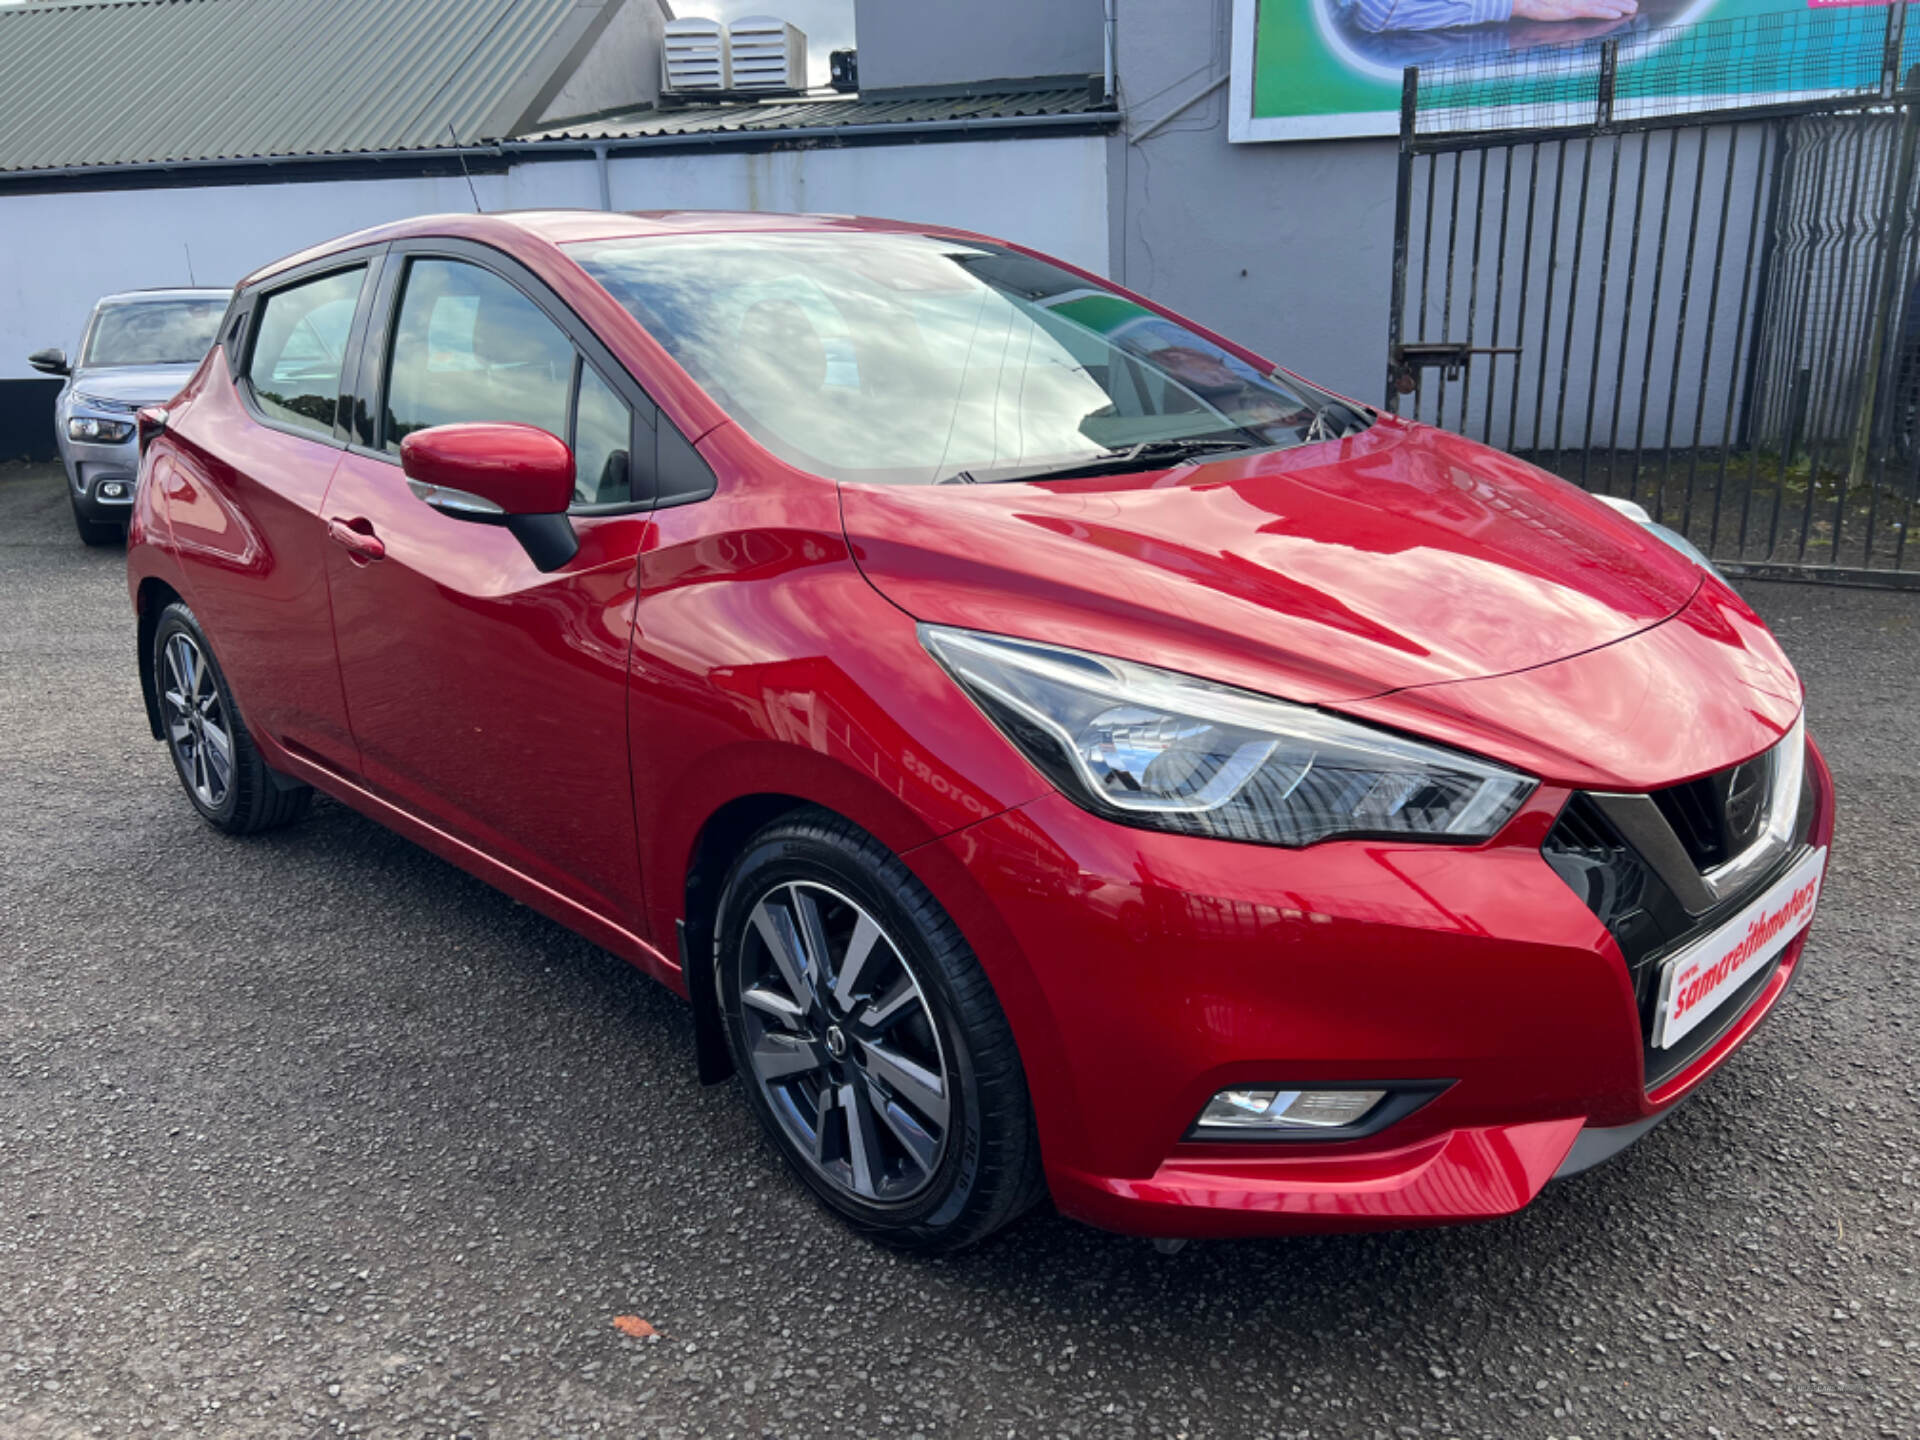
xmin=246 ymin=267 xmax=364 ymax=437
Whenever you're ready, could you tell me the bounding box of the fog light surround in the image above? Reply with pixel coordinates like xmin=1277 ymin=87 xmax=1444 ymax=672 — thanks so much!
xmin=1196 ymin=1087 xmax=1388 ymax=1133
xmin=1187 ymin=1081 xmax=1450 ymax=1143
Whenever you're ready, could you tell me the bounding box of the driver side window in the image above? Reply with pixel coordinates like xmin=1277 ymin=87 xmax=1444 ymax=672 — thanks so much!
xmin=383 ymin=257 xmax=632 ymax=505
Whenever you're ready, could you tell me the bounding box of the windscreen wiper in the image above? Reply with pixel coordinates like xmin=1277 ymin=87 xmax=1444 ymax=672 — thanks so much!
xmin=947 ymin=436 xmax=1264 ymax=486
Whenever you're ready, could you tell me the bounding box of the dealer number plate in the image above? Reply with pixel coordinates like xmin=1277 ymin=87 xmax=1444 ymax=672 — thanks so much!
xmin=1651 ymin=846 xmax=1827 ymax=1050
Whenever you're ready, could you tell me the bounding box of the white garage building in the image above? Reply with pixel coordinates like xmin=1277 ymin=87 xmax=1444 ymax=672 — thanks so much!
xmin=0 ymin=0 xmax=1116 ymax=458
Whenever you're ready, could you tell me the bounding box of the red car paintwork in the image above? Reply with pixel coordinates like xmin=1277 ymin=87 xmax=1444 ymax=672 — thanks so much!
xmin=400 ymin=422 xmax=574 ymax=514
xmin=127 ymin=211 xmax=1833 ymax=1238
xmin=842 ymin=420 xmax=1707 ymax=709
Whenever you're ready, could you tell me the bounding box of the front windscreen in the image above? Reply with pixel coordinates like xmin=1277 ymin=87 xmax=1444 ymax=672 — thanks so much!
xmin=572 ymin=232 xmax=1343 ymax=485
xmin=82 ymin=298 xmax=228 ymax=368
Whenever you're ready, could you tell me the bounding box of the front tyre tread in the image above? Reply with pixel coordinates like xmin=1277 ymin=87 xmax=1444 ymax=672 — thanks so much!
xmin=716 ymin=809 xmax=1045 ymax=1252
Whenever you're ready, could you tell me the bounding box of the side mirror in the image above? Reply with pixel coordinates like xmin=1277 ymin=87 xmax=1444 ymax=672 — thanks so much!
xmin=28 ymin=347 xmax=69 ymax=377
xmin=399 ymin=422 xmax=579 ymax=572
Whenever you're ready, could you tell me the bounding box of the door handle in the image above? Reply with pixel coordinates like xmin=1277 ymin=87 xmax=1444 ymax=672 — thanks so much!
xmin=326 ymin=516 xmax=386 ymax=562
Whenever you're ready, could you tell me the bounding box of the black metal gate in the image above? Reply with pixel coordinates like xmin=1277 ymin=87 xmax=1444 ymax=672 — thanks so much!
xmin=1387 ymin=3 xmax=1920 ymax=587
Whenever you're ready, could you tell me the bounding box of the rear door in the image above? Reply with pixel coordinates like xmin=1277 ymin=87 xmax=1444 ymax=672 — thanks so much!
xmin=321 ymin=240 xmax=659 ymax=932
xmin=161 ymin=252 xmax=383 ymax=772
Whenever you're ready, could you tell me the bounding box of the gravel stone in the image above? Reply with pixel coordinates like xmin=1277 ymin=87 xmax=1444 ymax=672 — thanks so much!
xmin=2 ymin=459 xmax=1915 ymax=1438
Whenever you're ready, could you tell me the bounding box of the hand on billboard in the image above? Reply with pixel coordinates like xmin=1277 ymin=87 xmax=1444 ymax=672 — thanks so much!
xmin=1511 ymin=0 xmax=1637 ymax=19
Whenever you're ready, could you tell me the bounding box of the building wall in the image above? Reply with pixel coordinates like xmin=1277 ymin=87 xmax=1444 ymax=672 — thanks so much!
xmin=601 ymin=134 xmax=1110 ymax=272
xmin=852 ymin=0 xmax=1105 ymax=92
xmin=0 ymin=163 xmax=598 ymax=461
xmin=536 ymin=0 xmax=671 ymax=125
xmin=0 ymin=134 xmax=1109 ymax=458
xmin=1107 ymin=0 xmax=1399 ymax=405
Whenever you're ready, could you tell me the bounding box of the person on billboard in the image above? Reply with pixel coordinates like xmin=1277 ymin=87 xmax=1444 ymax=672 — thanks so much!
xmin=1345 ymin=0 xmax=1638 ymax=29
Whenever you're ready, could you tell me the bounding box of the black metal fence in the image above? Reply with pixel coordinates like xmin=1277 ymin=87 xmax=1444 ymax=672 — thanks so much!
xmin=1387 ymin=3 xmax=1920 ymax=587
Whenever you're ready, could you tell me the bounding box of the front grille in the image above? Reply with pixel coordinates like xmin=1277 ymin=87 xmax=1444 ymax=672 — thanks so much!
xmin=1651 ymin=775 xmax=1728 ymax=868
xmin=1543 ymin=797 xmax=1692 ymax=1019
xmin=1544 ymin=761 xmax=1815 ymax=1090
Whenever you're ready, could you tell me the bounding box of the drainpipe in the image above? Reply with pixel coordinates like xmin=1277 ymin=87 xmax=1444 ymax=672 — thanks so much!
xmin=594 ymin=142 xmax=611 ymax=210
xmin=1102 ymin=0 xmax=1116 ymax=104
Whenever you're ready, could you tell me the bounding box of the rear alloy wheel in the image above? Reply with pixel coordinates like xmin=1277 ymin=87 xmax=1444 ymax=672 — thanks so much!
xmin=715 ymin=811 xmax=1046 ymax=1251
xmin=152 ymin=602 xmax=311 ymax=834
xmin=161 ymin=629 xmax=235 ymax=811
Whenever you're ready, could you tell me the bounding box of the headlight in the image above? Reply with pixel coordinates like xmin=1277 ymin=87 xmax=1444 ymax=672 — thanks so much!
xmin=68 ymin=415 xmax=134 ymax=443
xmin=921 ymin=626 xmax=1536 ymax=847
xmin=1593 ymin=495 xmax=1720 ymax=575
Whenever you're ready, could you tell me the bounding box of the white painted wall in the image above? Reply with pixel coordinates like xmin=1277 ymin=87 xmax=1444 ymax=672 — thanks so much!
xmin=601 ymin=135 xmax=1110 ymax=273
xmin=2 ymin=135 xmax=1108 ymax=380
xmin=2 ymin=164 xmax=595 ymax=371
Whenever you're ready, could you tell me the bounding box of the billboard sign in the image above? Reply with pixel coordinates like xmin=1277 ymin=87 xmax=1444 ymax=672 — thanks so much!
xmin=1227 ymin=0 xmax=1890 ymax=142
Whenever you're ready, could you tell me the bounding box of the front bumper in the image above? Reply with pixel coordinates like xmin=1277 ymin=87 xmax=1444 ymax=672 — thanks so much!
xmin=61 ymin=431 xmax=141 ymax=520
xmin=922 ymin=737 xmax=1834 ymax=1238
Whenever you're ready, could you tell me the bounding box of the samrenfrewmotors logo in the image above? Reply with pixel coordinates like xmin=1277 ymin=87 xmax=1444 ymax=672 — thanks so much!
xmin=1652 ymin=846 xmax=1827 ymax=1052
xmin=1671 ymin=878 xmax=1819 ymax=1025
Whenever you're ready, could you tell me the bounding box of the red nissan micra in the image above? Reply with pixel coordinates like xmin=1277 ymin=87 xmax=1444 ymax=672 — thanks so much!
xmin=127 ymin=211 xmax=1833 ymax=1250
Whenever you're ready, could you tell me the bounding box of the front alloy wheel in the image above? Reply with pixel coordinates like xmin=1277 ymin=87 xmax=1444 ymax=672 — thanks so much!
xmin=737 ymin=881 xmax=950 ymax=1203
xmin=715 ymin=811 xmax=1046 ymax=1251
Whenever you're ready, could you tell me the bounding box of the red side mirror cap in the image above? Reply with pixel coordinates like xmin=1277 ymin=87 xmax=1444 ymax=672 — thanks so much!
xmin=399 ymin=423 xmax=574 ymax=517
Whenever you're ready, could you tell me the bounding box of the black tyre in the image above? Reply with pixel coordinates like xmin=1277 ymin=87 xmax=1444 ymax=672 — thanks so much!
xmin=715 ymin=809 xmax=1046 ymax=1252
xmin=153 ymin=602 xmax=311 ymax=834
xmin=71 ymin=494 xmax=123 ymax=547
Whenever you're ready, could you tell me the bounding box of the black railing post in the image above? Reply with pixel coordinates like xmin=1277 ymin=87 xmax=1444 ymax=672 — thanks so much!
xmin=1596 ymin=39 xmax=1619 ymax=131
xmin=1386 ymin=66 xmax=1420 ymax=413
xmin=1739 ymin=118 xmax=1792 ymax=452
xmin=1848 ymin=63 xmax=1920 ymax=501
xmin=1883 ymin=0 xmax=1909 ymax=98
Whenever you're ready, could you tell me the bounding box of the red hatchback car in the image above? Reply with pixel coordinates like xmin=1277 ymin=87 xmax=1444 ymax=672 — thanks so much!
xmin=127 ymin=211 xmax=1832 ymax=1250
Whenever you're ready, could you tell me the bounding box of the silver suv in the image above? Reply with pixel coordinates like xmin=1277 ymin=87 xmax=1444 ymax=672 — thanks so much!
xmin=29 ymin=288 xmax=232 ymax=545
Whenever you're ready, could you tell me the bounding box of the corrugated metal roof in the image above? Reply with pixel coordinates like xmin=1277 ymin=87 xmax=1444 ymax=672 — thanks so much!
xmin=0 ymin=0 xmax=595 ymax=174
xmin=522 ymin=88 xmax=1108 ymax=144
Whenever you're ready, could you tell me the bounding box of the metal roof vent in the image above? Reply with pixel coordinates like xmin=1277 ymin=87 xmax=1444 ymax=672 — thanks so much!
xmin=662 ymin=16 xmax=729 ymax=94
xmin=728 ymin=16 xmax=807 ymax=93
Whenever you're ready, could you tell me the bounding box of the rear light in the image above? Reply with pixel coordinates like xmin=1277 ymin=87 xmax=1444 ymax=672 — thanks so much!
xmin=136 ymin=406 xmax=169 ymax=457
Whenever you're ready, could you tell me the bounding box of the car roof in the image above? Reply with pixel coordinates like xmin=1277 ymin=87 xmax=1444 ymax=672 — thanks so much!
xmin=94 ymin=287 xmax=233 ymax=307
xmin=242 ymin=209 xmax=995 ymax=290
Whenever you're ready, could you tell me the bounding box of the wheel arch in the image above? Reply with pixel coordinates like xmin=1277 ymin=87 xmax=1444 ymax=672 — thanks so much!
xmin=135 ymin=576 xmax=184 ymax=741
xmin=678 ymin=792 xmax=814 ymax=1085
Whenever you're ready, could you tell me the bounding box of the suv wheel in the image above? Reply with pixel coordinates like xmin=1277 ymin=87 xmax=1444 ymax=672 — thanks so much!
xmin=71 ymin=494 xmax=122 ymax=547
xmin=153 ymin=602 xmax=311 ymax=834
xmin=715 ymin=810 xmax=1046 ymax=1252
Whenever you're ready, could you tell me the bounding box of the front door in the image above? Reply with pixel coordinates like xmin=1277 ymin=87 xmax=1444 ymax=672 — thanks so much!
xmin=322 ymin=251 xmax=654 ymax=933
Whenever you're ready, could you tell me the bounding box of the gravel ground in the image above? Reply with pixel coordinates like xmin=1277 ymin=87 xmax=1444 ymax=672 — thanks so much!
xmin=2 ymin=457 xmax=1916 ymax=1440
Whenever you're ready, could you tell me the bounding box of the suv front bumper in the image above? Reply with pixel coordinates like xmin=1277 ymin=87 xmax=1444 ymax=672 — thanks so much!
xmin=60 ymin=431 xmax=141 ymax=522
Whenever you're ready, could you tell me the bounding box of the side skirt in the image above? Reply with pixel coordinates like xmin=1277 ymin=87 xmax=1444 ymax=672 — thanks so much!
xmin=258 ymin=734 xmax=685 ymax=997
